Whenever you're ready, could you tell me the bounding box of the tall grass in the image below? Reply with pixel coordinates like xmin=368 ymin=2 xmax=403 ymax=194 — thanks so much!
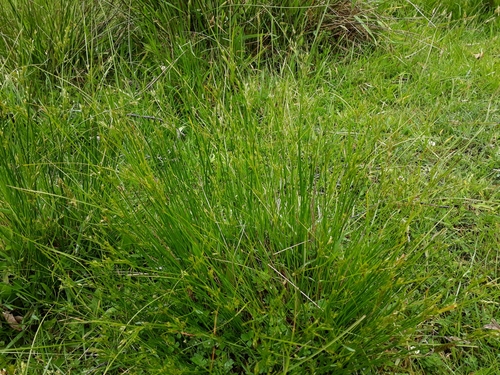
xmin=0 ymin=0 xmax=379 ymax=86
xmin=1 ymin=0 xmax=499 ymax=373
xmin=0 ymin=65 xmax=439 ymax=373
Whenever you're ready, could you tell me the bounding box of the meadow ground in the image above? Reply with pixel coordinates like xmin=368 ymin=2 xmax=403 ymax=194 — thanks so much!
xmin=0 ymin=0 xmax=499 ymax=373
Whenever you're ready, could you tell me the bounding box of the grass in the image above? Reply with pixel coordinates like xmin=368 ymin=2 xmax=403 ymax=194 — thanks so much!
xmin=0 ymin=0 xmax=499 ymax=373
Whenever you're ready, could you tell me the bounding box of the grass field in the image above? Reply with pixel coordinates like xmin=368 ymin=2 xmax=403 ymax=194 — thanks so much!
xmin=0 ymin=0 xmax=499 ymax=373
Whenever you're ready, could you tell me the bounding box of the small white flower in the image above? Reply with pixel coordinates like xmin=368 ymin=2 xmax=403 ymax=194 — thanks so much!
xmin=409 ymin=346 xmax=420 ymax=354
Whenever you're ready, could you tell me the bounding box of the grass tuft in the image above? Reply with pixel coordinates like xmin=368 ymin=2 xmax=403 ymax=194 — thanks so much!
xmin=1 ymin=0 xmax=499 ymax=374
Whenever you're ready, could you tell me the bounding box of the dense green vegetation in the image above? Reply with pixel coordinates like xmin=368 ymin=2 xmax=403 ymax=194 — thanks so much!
xmin=1 ymin=0 xmax=499 ymax=373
